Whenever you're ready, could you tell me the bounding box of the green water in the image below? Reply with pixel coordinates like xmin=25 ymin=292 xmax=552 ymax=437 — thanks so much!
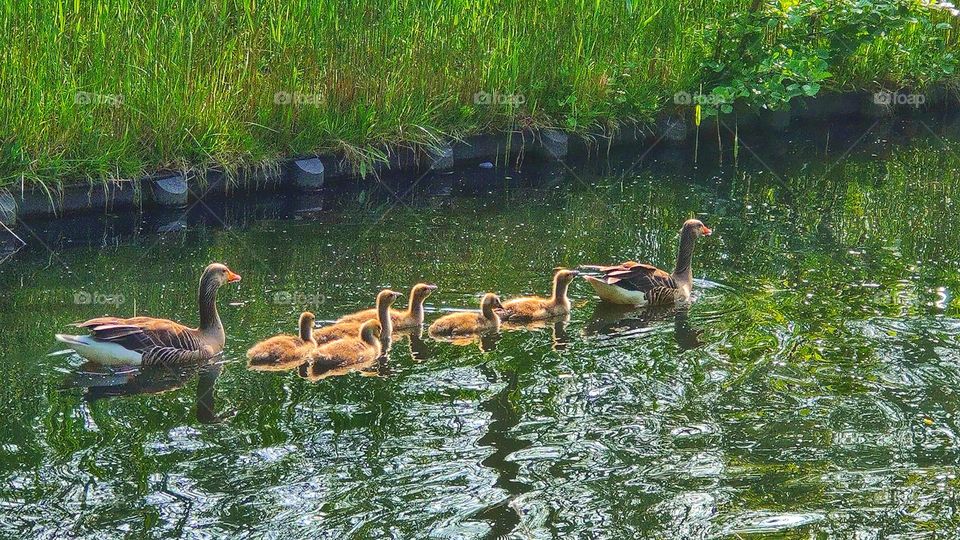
xmin=3 ymin=121 xmax=960 ymax=538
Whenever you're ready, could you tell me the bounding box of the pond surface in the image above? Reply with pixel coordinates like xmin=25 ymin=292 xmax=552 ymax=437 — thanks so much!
xmin=3 ymin=116 xmax=960 ymax=538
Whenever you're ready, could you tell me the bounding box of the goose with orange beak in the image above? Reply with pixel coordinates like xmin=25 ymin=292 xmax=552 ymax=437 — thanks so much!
xmin=55 ymin=263 xmax=242 ymax=366
xmin=580 ymin=219 xmax=712 ymax=306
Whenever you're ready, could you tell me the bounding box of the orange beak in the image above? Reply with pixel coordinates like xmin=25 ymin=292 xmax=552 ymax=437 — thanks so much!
xmin=226 ymin=270 xmax=242 ymax=283
xmin=701 ymin=226 xmax=713 ymax=236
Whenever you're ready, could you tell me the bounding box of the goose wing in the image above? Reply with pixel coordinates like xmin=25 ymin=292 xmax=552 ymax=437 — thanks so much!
xmin=582 ymin=262 xmax=677 ymax=293
xmin=74 ymin=317 xmax=207 ymax=366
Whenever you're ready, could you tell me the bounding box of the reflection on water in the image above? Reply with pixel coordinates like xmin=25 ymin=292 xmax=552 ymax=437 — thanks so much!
xmin=297 ymin=356 xmax=384 ymax=382
xmin=61 ymin=362 xmax=226 ymax=424
xmin=470 ymin=364 xmax=531 ymax=538
xmin=3 ymin=116 xmax=960 ymax=537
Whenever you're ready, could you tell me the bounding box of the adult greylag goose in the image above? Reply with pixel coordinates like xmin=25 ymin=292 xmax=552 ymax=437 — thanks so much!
xmin=307 ymin=320 xmax=383 ymax=369
xmin=315 ymin=289 xmax=401 ymax=345
xmin=581 ymin=219 xmax=712 ymax=306
xmin=428 ymin=293 xmax=503 ymax=337
xmin=55 ymin=263 xmax=242 ymax=366
xmin=246 ymin=311 xmax=317 ymax=367
xmin=336 ymin=283 xmax=438 ymax=328
xmin=497 ymin=269 xmax=579 ymax=322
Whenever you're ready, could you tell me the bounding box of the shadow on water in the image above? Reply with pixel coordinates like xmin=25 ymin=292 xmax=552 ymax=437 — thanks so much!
xmin=60 ymin=361 xmax=226 ymax=424
xmin=583 ymin=302 xmax=704 ymax=351
xmin=470 ymin=362 xmax=533 ymax=538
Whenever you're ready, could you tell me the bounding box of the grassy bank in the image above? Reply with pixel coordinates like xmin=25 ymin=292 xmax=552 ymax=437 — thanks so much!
xmin=0 ymin=0 xmax=957 ymax=189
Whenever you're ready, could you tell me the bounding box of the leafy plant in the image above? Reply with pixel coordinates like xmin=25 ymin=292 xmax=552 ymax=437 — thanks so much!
xmin=699 ymin=0 xmax=958 ymax=115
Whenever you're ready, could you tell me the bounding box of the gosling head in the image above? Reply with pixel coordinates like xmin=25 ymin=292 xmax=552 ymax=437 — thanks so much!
xmin=411 ymin=283 xmax=438 ymax=302
xmin=481 ymin=293 xmax=504 ymax=310
xmin=682 ymin=219 xmax=713 ymax=237
xmin=298 ymin=312 xmax=316 ymax=342
xmin=553 ymin=268 xmax=580 ymax=285
xmin=359 ymin=319 xmax=382 ymax=345
xmin=377 ymin=289 xmax=403 ymax=307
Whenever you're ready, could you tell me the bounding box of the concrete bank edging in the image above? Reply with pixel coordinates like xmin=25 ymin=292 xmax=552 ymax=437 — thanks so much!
xmin=1 ymin=89 xmax=951 ymax=225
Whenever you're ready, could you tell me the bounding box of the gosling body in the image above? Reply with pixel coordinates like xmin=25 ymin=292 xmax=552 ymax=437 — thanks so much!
xmin=316 ymin=289 xmax=401 ymax=344
xmin=428 ymin=293 xmax=503 ymax=336
xmin=247 ymin=312 xmax=317 ymax=365
xmin=499 ymin=269 xmax=579 ymax=322
xmin=308 ymin=320 xmax=383 ymax=369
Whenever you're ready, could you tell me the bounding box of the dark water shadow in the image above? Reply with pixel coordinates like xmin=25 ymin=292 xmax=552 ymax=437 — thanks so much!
xmin=583 ymin=303 xmax=703 ymax=351
xmin=469 ymin=363 xmax=533 ymax=538
xmin=405 ymin=327 xmax=433 ymax=361
xmin=60 ymin=361 xmax=227 ymax=424
xmin=296 ymin=357 xmax=385 ymax=382
xmin=501 ymin=314 xmax=571 ymax=351
xmin=429 ymin=331 xmax=502 ymax=353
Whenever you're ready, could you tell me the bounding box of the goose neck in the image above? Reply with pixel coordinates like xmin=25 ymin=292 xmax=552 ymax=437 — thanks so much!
xmin=672 ymin=228 xmax=698 ymax=284
xmin=198 ymin=277 xmax=223 ymax=339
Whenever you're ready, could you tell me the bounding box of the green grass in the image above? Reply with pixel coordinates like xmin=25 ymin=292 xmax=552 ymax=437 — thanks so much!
xmin=0 ymin=0 xmax=956 ymax=189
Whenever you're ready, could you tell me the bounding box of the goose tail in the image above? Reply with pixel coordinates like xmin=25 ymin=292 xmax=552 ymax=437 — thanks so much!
xmin=55 ymin=333 xmax=87 ymax=347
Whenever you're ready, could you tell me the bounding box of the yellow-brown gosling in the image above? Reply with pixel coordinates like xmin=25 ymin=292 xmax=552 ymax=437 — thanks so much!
xmin=308 ymin=320 xmax=383 ymax=369
xmin=336 ymin=283 xmax=438 ymax=329
xmin=246 ymin=311 xmax=317 ymax=367
xmin=498 ymin=268 xmax=579 ymax=322
xmin=428 ymin=293 xmax=503 ymax=337
xmin=315 ymin=289 xmax=401 ymax=345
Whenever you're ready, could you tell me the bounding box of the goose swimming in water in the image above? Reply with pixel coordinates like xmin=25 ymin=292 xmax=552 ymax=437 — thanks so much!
xmin=581 ymin=219 xmax=712 ymax=306
xmin=55 ymin=263 xmax=242 ymax=366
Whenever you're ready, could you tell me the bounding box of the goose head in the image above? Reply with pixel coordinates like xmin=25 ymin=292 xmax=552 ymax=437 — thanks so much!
xmin=682 ymin=219 xmax=712 ymax=237
xmin=198 ymin=263 xmax=242 ymax=333
xmin=202 ymin=263 xmax=242 ymax=288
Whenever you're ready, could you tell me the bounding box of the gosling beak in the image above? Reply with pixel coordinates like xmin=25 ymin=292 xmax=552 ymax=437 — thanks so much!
xmin=226 ymin=270 xmax=242 ymax=283
xmin=701 ymin=226 xmax=713 ymax=236
xmin=426 ymin=284 xmax=438 ymax=290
